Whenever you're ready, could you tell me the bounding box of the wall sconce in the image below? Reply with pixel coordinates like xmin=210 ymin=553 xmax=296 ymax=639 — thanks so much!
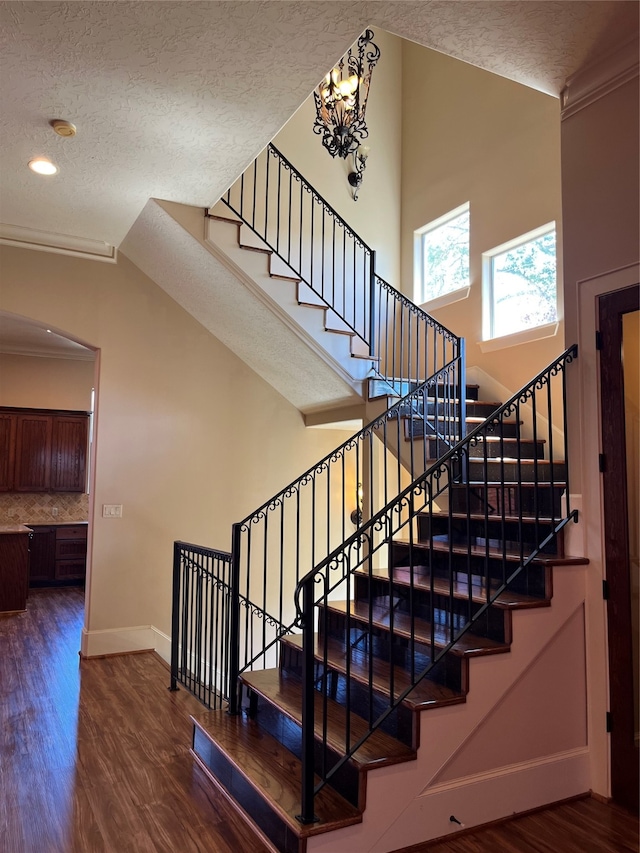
xmin=347 ymin=144 xmax=370 ymax=201
xmin=350 ymin=482 xmax=364 ymax=526
xmin=313 ymin=29 xmax=380 ymax=200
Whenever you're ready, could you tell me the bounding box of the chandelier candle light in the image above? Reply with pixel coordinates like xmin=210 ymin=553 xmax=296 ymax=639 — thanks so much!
xmin=313 ymin=29 xmax=380 ymax=200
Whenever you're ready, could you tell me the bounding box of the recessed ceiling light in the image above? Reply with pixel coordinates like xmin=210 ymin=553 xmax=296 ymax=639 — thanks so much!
xmin=46 ymin=329 xmax=52 ymax=334
xmin=29 ymin=157 xmax=58 ymax=175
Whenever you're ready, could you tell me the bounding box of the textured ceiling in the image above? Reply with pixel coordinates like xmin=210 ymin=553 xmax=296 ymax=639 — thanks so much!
xmin=1 ymin=1 xmax=637 ymax=250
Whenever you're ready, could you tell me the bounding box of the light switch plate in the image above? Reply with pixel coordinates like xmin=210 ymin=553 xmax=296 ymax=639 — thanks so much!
xmin=102 ymin=504 xmax=123 ymax=518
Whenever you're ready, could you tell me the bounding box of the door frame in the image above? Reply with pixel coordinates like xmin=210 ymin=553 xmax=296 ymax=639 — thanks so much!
xmin=598 ymin=283 xmax=639 ymax=813
xmin=575 ymin=262 xmax=638 ymax=802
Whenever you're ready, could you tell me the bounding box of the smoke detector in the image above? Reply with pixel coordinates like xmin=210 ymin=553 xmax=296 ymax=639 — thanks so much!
xmin=50 ymin=119 xmax=77 ymax=138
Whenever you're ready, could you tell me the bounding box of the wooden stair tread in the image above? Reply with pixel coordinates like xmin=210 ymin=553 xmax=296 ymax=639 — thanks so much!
xmin=393 ymin=537 xmax=574 ymax=565
xmin=240 ymin=669 xmax=416 ymax=768
xmin=462 ymin=480 xmax=567 ymax=487
xmin=321 ymin=600 xmax=509 ymax=656
xmin=422 ymin=509 xmax=557 ymax=524
xmin=192 ymin=711 xmax=361 ymax=837
xmin=355 ymin=566 xmax=549 ymax=609
xmin=280 ymin=633 xmax=466 ymax=710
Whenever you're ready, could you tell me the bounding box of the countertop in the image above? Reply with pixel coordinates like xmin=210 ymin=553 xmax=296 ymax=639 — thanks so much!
xmin=0 ymin=524 xmax=34 ymax=535
xmin=17 ymin=520 xmax=87 ymax=527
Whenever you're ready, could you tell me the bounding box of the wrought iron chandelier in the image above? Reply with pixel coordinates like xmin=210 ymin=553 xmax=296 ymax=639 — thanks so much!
xmin=313 ymin=29 xmax=380 ymax=199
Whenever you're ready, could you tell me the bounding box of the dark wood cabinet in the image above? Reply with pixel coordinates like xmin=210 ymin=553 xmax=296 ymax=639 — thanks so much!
xmin=28 ymin=526 xmax=58 ymax=583
xmin=0 ymin=413 xmax=17 ymax=491
xmin=0 ymin=526 xmax=31 ymax=612
xmin=0 ymin=407 xmax=89 ymax=493
xmin=15 ymin=413 xmax=53 ymax=491
xmin=52 ymin=417 xmax=88 ymax=492
xmin=54 ymin=525 xmax=88 ymax=580
xmin=28 ymin=524 xmax=87 ymax=586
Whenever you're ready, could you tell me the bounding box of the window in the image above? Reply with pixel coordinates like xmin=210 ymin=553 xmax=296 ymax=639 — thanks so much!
xmin=414 ymin=203 xmax=470 ymax=307
xmin=483 ymin=223 xmax=557 ymax=341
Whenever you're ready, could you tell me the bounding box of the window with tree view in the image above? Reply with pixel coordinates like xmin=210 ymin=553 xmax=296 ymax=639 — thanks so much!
xmin=484 ymin=224 xmax=557 ymax=340
xmin=414 ymin=203 xmax=469 ymax=305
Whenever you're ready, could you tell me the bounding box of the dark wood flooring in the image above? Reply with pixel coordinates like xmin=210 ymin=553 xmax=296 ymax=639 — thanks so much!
xmin=1 ymin=588 xmax=637 ymax=853
xmin=0 ymin=588 xmax=271 ymax=853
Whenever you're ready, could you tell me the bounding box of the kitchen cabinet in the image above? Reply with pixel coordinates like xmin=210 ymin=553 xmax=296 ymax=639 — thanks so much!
xmin=15 ymin=413 xmax=53 ymax=491
xmin=0 ymin=525 xmax=31 ymax=612
xmin=28 ymin=525 xmax=57 ymax=583
xmin=28 ymin=523 xmax=87 ymax=586
xmin=54 ymin=525 xmax=88 ymax=581
xmin=0 ymin=412 xmax=16 ymax=491
xmin=0 ymin=407 xmax=89 ymax=493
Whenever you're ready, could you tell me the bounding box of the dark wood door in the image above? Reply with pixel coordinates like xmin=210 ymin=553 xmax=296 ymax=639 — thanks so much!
xmin=14 ymin=414 xmax=53 ymax=491
xmin=598 ymin=283 xmax=639 ymax=814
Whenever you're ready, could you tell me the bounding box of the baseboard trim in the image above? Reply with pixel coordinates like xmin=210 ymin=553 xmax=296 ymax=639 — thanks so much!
xmin=81 ymin=623 xmax=170 ymax=659
xmin=399 ymin=792 xmax=591 ymax=851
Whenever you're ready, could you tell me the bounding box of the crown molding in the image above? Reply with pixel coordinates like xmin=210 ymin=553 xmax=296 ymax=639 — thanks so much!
xmin=561 ymin=38 xmax=639 ymax=120
xmin=0 ymin=223 xmax=117 ymax=263
xmin=0 ymin=344 xmax=95 ymax=361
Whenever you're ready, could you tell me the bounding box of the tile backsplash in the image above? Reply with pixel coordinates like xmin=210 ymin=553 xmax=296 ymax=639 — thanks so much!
xmin=0 ymin=492 xmax=89 ymax=524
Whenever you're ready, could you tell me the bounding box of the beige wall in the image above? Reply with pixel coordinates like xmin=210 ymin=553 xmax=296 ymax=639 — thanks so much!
xmin=0 ymin=245 xmax=351 ymax=651
xmin=0 ymin=352 xmax=94 ymax=410
xmin=560 ymin=65 xmax=639 ymax=797
xmin=400 ymin=44 xmax=563 ymax=394
xmin=273 ymin=28 xmax=402 ymax=286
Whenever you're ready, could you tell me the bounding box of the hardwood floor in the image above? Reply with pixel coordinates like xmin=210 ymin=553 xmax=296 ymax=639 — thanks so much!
xmin=1 ymin=588 xmax=637 ymax=853
xmin=0 ymin=588 xmax=270 ymax=853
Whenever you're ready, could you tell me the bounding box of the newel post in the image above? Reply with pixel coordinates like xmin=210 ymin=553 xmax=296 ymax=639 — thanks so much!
xmin=297 ymin=575 xmax=317 ymax=824
xmin=228 ymin=523 xmax=242 ymax=715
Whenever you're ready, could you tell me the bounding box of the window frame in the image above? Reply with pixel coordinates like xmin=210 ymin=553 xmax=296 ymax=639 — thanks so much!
xmin=482 ymin=222 xmax=557 ymax=343
xmin=413 ymin=202 xmax=470 ymax=309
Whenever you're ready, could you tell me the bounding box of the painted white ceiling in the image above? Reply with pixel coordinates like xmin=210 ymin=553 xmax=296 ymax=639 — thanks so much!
xmin=1 ymin=1 xmax=637 ymax=252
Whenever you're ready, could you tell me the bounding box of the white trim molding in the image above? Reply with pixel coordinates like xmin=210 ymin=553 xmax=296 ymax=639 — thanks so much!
xmin=0 ymin=223 xmax=117 ymax=263
xmin=478 ymin=322 xmax=559 ymax=354
xmin=561 ymin=37 xmax=639 ymax=120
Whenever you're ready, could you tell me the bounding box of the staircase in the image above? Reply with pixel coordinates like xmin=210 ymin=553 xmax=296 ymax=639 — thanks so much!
xmin=169 ymin=146 xmax=586 ymax=853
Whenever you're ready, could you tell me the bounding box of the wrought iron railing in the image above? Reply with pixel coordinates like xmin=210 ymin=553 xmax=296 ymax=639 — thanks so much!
xmin=222 ymin=143 xmax=375 ymax=349
xmin=170 ymin=542 xmax=233 ymax=708
xmin=292 ymin=344 xmax=578 ymax=822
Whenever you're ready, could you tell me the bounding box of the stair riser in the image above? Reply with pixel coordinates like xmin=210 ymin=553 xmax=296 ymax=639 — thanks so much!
xmin=243 ymin=689 xmax=362 ymax=810
xmin=390 ymin=543 xmax=551 ymax=599
xmin=428 ymin=384 xmax=479 ymax=401
xmin=192 ymin=722 xmax=302 ymax=853
xmin=353 ymin=576 xmax=510 ymax=645
xmin=424 ymin=438 xmax=545 ymax=460
xmin=401 ymin=401 xmax=499 ymax=419
xmin=450 ymin=484 xmax=564 ymax=518
xmin=316 ymin=607 xmax=466 ymax=692
xmin=417 ymin=516 xmax=560 ymax=556
xmin=369 ymin=382 xmax=479 ymax=402
xmin=280 ymin=641 xmax=419 ymax=748
xmin=407 ymin=420 xmax=522 ymax=440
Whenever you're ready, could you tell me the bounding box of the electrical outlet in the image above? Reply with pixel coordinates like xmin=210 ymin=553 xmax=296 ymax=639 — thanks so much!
xmin=52 ymin=507 xmax=59 ymax=517
xmin=102 ymin=504 xmax=123 ymax=518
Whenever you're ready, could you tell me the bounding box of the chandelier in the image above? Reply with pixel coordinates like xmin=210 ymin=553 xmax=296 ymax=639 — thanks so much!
xmin=313 ymin=29 xmax=380 ymax=199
